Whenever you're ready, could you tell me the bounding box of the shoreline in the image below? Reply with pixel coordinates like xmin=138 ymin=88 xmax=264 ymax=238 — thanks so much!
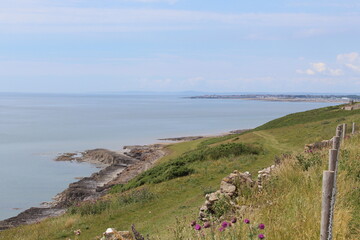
xmin=0 ymin=130 xmax=248 ymax=230
xmin=188 ymin=95 xmax=353 ymax=103
xmin=231 ymin=97 xmax=348 ymax=103
xmin=0 ymin=145 xmax=166 ymax=230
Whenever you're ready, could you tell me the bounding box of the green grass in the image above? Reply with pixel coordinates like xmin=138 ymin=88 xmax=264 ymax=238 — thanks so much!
xmin=255 ymin=104 xmax=360 ymax=130
xmin=68 ymin=188 xmax=156 ymax=216
xmin=1 ymin=105 xmax=360 ymax=240
xmin=166 ymin=136 xmax=360 ymax=239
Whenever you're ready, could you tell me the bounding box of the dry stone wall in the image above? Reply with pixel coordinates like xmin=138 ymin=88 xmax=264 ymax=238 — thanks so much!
xmin=199 ymin=165 xmax=278 ymax=221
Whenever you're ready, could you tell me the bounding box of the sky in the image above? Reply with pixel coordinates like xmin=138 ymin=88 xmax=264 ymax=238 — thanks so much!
xmin=1 ymin=0 xmax=360 ymax=94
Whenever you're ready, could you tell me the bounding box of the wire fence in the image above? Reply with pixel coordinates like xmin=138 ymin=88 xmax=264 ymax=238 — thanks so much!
xmin=320 ymin=122 xmax=356 ymax=240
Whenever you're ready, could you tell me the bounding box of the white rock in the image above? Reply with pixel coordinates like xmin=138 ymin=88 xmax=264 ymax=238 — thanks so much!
xmin=105 ymin=228 xmax=115 ymax=234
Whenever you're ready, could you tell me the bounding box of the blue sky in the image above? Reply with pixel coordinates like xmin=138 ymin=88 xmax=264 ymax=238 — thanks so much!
xmin=1 ymin=0 xmax=360 ymax=93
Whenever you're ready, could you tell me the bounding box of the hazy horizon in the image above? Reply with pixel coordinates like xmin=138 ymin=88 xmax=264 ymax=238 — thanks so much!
xmin=0 ymin=91 xmax=359 ymax=96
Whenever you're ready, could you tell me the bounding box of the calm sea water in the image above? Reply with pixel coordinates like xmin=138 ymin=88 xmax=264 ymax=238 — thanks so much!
xmin=0 ymin=93 xmax=335 ymax=220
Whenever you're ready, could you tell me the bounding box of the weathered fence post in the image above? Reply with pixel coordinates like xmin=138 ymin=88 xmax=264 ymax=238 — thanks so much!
xmin=352 ymin=122 xmax=356 ymax=134
xmin=328 ymin=149 xmax=338 ymax=172
xmin=335 ymin=124 xmax=343 ymax=138
xmin=342 ymin=123 xmax=347 ymax=140
xmin=332 ymin=136 xmax=340 ymax=150
xmin=320 ymin=171 xmax=335 ymax=240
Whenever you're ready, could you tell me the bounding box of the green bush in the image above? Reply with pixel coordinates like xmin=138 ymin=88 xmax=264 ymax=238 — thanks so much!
xmin=210 ymin=195 xmax=232 ymax=218
xmin=68 ymin=200 xmax=111 ymax=216
xmin=111 ymin=143 xmax=261 ymax=193
xmin=296 ymin=152 xmax=322 ymax=171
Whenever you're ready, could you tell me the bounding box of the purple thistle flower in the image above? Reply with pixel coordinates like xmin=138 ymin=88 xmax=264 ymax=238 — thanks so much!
xmin=221 ymin=221 xmax=229 ymax=228
xmin=258 ymin=234 xmax=265 ymax=239
xmin=258 ymin=223 xmax=265 ymax=229
xmin=244 ymin=218 xmax=250 ymax=224
xmin=190 ymin=221 xmax=196 ymax=227
xmin=218 ymin=227 xmax=225 ymax=232
xmin=203 ymin=222 xmax=211 ymax=228
xmin=231 ymin=217 xmax=237 ymax=223
xmin=194 ymin=224 xmax=202 ymax=231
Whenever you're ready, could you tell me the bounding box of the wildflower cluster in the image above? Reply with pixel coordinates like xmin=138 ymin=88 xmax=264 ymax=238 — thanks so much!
xmin=243 ymin=218 xmax=266 ymax=239
xmin=190 ymin=217 xmax=266 ymax=239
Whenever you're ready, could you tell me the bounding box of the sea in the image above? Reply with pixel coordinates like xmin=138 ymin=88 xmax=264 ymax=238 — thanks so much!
xmin=0 ymin=93 xmax=336 ymax=220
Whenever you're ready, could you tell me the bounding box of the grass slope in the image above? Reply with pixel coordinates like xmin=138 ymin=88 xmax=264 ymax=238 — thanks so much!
xmin=1 ymin=104 xmax=360 ymax=240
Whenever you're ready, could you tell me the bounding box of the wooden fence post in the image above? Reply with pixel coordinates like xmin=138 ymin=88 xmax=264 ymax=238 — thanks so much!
xmin=332 ymin=137 xmax=340 ymax=150
xmin=328 ymin=149 xmax=338 ymax=172
xmin=352 ymin=122 xmax=356 ymax=134
xmin=342 ymin=123 xmax=347 ymax=140
xmin=320 ymin=171 xmax=335 ymax=240
xmin=336 ymin=125 xmax=343 ymax=138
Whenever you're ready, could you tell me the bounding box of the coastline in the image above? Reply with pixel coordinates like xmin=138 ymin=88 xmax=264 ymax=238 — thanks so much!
xmin=188 ymin=95 xmax=353 ymax=103
xmin=232 ymin=97 xmax=348 ymax=103
xmin=0 ymin=145 xmax=166 ymax=230
xmin=0 ymin=130 xmax=248 ymax=231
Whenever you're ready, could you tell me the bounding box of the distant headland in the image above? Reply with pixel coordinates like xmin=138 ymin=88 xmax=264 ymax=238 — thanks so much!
xmin=188 ymin=94 xmax=360 ymax=103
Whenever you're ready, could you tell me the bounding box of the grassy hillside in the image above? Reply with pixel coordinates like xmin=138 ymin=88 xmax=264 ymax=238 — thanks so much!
xmin=1 ymin=104 xmax=360 ymax=240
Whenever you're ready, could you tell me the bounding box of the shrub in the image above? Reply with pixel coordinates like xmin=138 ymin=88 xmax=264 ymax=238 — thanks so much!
xmin=111 ymin=143 xmax=261 ymax=193
xmin=211 ymin=196 xmax=232 ymax=219
xmin=295 ymin=152 xmax=322 ymax=171
xmin=68 ymin=200 xmax=110 ymax=216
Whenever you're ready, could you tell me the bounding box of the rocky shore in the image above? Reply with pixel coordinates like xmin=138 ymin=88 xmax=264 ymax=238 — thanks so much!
xmin=158 ymin=136 xmax=204 ymax=141
xmin=0 ymin=129 xmax=249 ymax=231
xmin=0 ymin=145 xmax=166 ymax=230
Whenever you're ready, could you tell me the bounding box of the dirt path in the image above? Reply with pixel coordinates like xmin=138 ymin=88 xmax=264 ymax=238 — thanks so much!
xmin=253 ymin=131 xmax=289 ymax=152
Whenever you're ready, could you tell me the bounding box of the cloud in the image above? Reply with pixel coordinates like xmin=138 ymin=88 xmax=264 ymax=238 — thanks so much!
xmin=328 ymin=68 xmax=343 ymax=76
xmin=296 ymin=69 xmax=315 ymax=75
xmin=311 ymin=62 xmax=326 ymax=73
xmin=1 ymin=4 xmax=360 ymax=34
xmin=344 ymin=64 xmax=360 ymax=72
xmin=337 ymin=52 xmax=359 ymax=63
xmin=297 ymin=52 xmax=360 ymax=78
xmin=297 ymin=62 xmax=342 ymax=76
xmin=337 ymin=52 xmax=360 ymax=72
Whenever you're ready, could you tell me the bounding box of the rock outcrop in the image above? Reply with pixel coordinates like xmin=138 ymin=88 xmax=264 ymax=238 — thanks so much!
xmin=199 ymin=170 xmax=254 ymax=221
xmin=199 ymin=164 xmax=279 ymax=221
xmin=304 ymin=138 xmax=333 ymax=152
xmin=123 ymin=144 xmax=166 ymax=162
xmin=56 ymin=149 xmax=138 ymax=166
xmin=158 ymin=136 xmax=204 ymax=141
